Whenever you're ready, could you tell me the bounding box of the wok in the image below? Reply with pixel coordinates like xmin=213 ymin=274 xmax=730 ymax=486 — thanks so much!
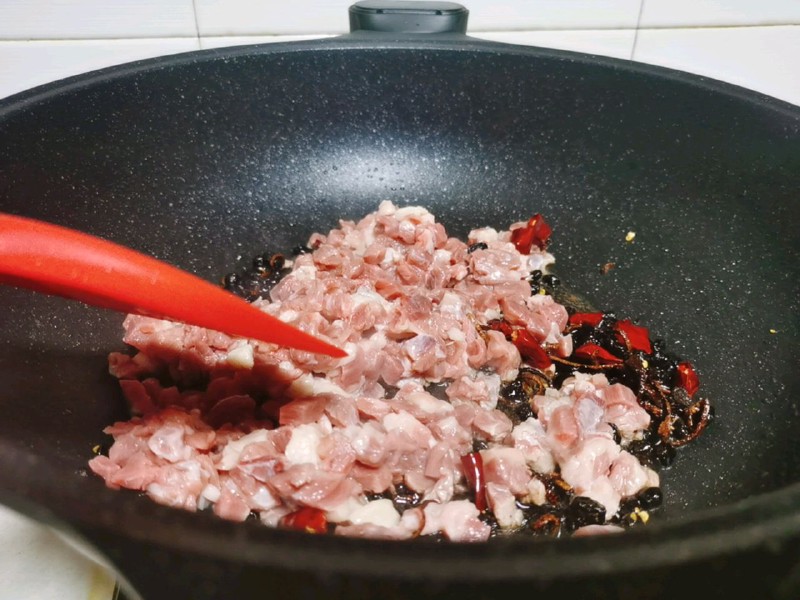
xmin=1 ymin=2 xmax=799 ymax=598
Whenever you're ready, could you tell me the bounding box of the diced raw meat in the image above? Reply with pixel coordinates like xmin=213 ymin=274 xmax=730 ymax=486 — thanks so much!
xmin=420 ymin=500 xmax=492 ymax=542
xmin=93 ymin=202 xmax=667 ymax=543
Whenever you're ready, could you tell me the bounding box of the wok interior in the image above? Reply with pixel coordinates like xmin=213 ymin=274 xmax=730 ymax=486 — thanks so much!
xmin=1 ymin=43 xmax=798 ymax=541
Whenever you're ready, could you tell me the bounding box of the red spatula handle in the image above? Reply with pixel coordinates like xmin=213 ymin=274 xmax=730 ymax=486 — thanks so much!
xmin=0 ymin=213 xmax=346 ymax=358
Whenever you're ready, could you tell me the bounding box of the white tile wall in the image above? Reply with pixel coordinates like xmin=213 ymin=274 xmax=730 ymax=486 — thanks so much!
xmin=194 ymin=0 xmax=642 ymax=36
xmin=198 ymin=30 xmax=635 ymax=60
xmin=195 ymin=0 xmax=348 ymax=36
xmin=199 ymin=34 xmax=333 ymax=50
xmin=634 ymin=25 xmax=800 ymax=106
xmin=0 ymin=0 xmax=196 ymax=40
xmin=467 ymin=0 xmax=642 ymax=30
xmin=474 ymin=29 xmax=636 ymax=60
xmin=0 ymin=39 xmax=200 ymax=100
xmin=640 ymin=0 xmax=800 ymax=28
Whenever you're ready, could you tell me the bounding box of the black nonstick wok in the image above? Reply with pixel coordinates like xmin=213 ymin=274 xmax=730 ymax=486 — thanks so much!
xmin=1 ymin=2 xmax=798 ymax=599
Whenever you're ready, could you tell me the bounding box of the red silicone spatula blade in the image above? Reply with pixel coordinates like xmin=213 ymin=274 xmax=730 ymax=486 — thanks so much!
xmin=0 ymin=213 xmax=346 ymax=358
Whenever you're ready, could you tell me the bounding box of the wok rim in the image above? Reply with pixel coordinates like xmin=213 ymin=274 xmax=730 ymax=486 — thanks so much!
xmin=2 ymin=435 xmax=800 ymax=580
xmin=1 ymin=35 xmax=798 ymax=116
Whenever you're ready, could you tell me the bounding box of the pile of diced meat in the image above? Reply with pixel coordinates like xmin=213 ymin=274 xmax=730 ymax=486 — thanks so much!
xmin=89 ymin=201 xmax=657 ymax=542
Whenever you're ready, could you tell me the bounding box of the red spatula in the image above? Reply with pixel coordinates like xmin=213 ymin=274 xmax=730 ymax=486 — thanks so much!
xmin=0 ymin=213 xmax=346 ymax=358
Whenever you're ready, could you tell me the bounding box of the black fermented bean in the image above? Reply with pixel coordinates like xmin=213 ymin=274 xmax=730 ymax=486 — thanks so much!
xmin=565 ymin=496 xmax=606 ymax=530
xmin=467 ymin=242 xmax=488 ymax=253
xmin=638 ymin=487 xmax=663 ymax=510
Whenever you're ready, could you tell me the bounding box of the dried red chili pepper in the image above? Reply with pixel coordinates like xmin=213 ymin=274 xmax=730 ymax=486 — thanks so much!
xmin=486 ymin=320 xmax=553 ymax=369
xmin=486 ymin=318 xmax=515 ymax=338
xmin=676 ymin=362 xmax=700 ymax=397
xmin=573 ymin=343 xmax=623 ymax=365
xmin=510 ymin=214 xmax=552 ymax=254
xmin=615 ymin=320 xmax=653 ymax=354
xmin=511 ymin=227 xmax=536 ymax=254
xmin=461 ymin=452 xmax=487 ymax=511
xmin=281 ymin=507 xmax=328 ymax=534
xmin=530 ymin=513 xmax=561 ymax=537
xmin=568 ymin=312 xmax=604 ymax=328
xmin=511 ymin=330 xmax=553 ymax=369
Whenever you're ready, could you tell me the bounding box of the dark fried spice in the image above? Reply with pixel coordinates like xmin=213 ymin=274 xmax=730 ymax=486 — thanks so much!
xmin=530 ymin=269 xmax=561 ymax=296
xmin=292 ymin=244 xmax=313 ymax=256
xmin=638 ymin=487 xmax=663 ymax=510
xmin=565 ymin=496 xmax=606 ymax=532
xmin=561 ymin=310 xmax=711 ymax=453
xmin=540 ymin=473 xmax=573 ymax=506
xmin=474 ymin=276 xmax=711 ymax=538
xmin=467 ymin=242 xmax=488 ymax=253
xmin=497 ymin=368 xmax=550 ymax=425
xmin=225 ymin=222 xmax=710 ymax=541
xmin=600 ymin=262 xmax=616 ymax=274
xmin=391 ymin=483 xmax=423 ymax=514
xmin=529 ymin=512 xmax=562 ymax=537
xmin=624 ymin=431 xmax=677 ymax=470
xmin=222 ymin=251 xmax=291 ymax=301
xmin=367 ymin=483 xmax=423 ymax=514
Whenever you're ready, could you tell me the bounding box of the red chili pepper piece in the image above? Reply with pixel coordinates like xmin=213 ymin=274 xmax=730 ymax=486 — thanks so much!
xmin=280 ymin=507 xmax=328 ymax=534
xmin=510 ymin=227 xmax=535 ymax=255
xmin=461 ymin=452 xmax=487 ymax=511
xmin=486 ymin=318 xmax=515 ymax=338
xmin=676 ymin=362 xmax=700 ymax=397
xmin=573 ymin=343 xmax=623 ymax=365
xmin=510 ymin=214 xmax=552 ymax=254
xmin=615 ymin=320 xmax=653 ymax=354
xmin=512 ymin=330 xmax=552 ymax=369
xmin=568 ymin=312 xmax=604 ymax=328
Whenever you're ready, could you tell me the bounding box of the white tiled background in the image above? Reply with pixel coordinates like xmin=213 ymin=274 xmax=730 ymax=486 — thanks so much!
xmin=0 ymin=0 xmax=798 ymax=105
xmin=0 ymin=1 xmax=798 ymax=598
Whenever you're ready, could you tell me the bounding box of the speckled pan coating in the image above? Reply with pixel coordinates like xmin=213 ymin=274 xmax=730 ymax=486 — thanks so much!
xmin=0 ymin=34 xmax=798 ymax=600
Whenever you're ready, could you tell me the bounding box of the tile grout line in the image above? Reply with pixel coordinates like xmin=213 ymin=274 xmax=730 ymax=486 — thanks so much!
xmin=422 ymin=22 xmax=800 ymax=31
xmin=0 ymin=23 xmax=797 ymax=45
xmin=191 ymin=0 xmax=201 ymax=43
xmin=631 ymin=0 xmax=646 ymax=59
xmin=0 ymin=36 xmax=200 ymax=43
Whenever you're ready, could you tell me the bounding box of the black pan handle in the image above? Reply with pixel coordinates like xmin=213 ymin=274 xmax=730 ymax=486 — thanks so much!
xmin=349 ymin=1 xmax=468 ymax=34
